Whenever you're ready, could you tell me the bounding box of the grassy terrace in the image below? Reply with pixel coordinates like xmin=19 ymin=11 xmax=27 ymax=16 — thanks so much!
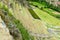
xmin=31 ymin=6 xmax=60 ymax=26
xmin=30 ymin=1 xmax=60 ymax=18
xmin=29 ymin=1 xmax=60 ymax=39
xmin=43 ymin=8 xmax=60 ymax=18
xmin=0 ymin=2 xmax=31 ymax=40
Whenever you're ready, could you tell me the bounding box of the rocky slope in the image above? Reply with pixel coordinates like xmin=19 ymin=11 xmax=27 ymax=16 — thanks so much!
xmin=0 ymin=16 xmax=13 ymax=40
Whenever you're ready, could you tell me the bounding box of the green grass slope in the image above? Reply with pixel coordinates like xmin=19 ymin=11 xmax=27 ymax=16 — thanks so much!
xmin=31 ymin=6 xmax=60 ymax=26
xmin=30 ymin=1 xmax=60 ymax=18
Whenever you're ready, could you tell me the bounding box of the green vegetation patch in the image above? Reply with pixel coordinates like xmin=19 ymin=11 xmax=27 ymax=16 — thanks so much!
xmin=32 ymin=6 xmax=60 ymax=26
xmin=30 ymin=2 xmax=60 ymax=18
xmin=28 ymin=8 xmax=40 ymax=19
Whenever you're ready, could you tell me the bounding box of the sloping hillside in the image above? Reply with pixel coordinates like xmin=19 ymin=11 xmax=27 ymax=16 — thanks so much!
xmin=0 ymin=0 xmax=60 ymax=40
